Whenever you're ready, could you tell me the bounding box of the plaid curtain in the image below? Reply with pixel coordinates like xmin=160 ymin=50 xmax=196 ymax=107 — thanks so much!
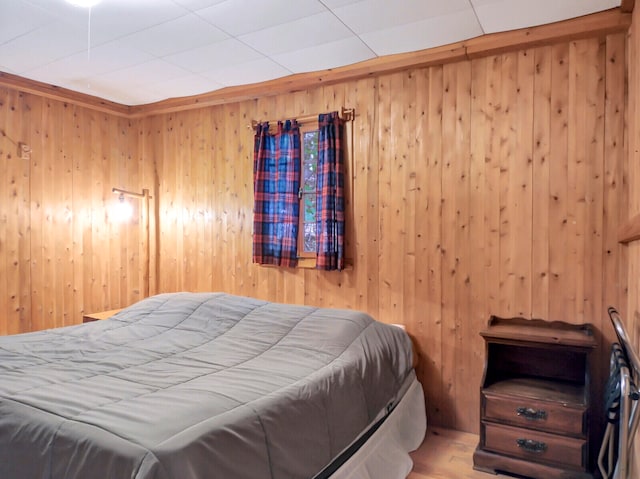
xmin=316 ymin=112 xmax=345 ymax=270
xmin=252 ymin=120 xmax=301 ymax=267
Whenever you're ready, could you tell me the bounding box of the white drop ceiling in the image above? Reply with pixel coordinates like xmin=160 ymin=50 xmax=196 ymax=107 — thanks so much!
xmin=0 ymin=0 xmax=622 ymax=106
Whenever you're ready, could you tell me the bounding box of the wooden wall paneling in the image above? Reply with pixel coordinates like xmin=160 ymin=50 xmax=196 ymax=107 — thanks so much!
xmin=452 ymin=60 xmax=474 ymax=433
xmin=514 ymin=50 xmax=534 ymax=318
xmin=60 ymin=103 xmax=75 ymax=327
xmin=440 ymin=61 xmax=459 ymax=428
xmin=351 ymin=78 xmax=376 ymax=313
xmin=16 ymin=89 xmax=29 ymax=332
xmin=376 ymin=73 xmax=392 ymax=321
xmin=403 ymin=69 xmax=417 ymax=344
xmin=80 ymin=109 xmax=95 ymax=318
xmin=357 ymin=79 xmax=381 ymax=317
xmin=193 ymin=109 xmax=211 ymax=293
xmin=159 ymin=113 xmax=178 ymax=293
xmin=379 ymin=71 xmax=405 ymax=323
xmin=484 ymin=56 xmax=502 ymax=325
xmin=567 ymin=40 xmax=587 ymax=323
xmin=226 ymin=102 xmax=241 ymax=296
xmin=602 ymin=34 xmax=627 ymax=320
xmin=531 ymin=46 xmax=552 ymax=320
xmin=469 ymin=55 xmax=489 ymax=429
xmin=0 ymin=88 xmax=21 ymax=334
xmin=141 ymin=114 xmax=161 ymax=296
xmin=30 ymin=95 xmax=46 ymax=331
xmin=582 ymin=38 xmax=606 ymax=327
xmin=1 ymin=87 xmax=12 ymax=334
xmin=181 ymin=110 xmax=196 ymax=293
xmin=548 ymin=43 xmax=570 ymax=321
xmin=73 ymin=107 xmax=89 ymax=322
xmin=0 ymin=87 xmax=8 ymax=335
xmin=342 ymin=85 xmax=359 ymax=308
xmin=498 ymin=52 xmax=521 ymax=317
xmin=414 ymin=66 xmax=444 ymax=426
xmin=94 ymin=113 xmax=110 ymax=311
xmin=128 ymin=117 xmax=143 ymax=307
xmin=16 ymin=91 xmax=31 ymax=332
xmin=109 ymin=116 xmax=123 ymax=311
xmin=177 ymin=112 xmax=191 ymax=292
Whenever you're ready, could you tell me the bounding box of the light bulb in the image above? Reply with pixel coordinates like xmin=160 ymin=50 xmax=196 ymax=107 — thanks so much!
xmin=112 ymin=194 xmax=133 ymax=222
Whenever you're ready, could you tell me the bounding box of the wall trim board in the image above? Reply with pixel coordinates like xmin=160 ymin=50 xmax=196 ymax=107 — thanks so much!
xmin=0 ymin=9 xmax=631 ymax=119
xmin=0 ymin=71 xmax=130 ymax=117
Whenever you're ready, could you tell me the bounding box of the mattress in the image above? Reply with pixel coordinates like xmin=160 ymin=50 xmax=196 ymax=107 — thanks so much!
xmin=0 ymin=292 xmax=422 ymax=479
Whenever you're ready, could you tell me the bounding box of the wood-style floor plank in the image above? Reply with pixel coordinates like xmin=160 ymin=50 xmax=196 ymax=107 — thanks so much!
xmin=408 ymin=428 xmax=493 ymax=479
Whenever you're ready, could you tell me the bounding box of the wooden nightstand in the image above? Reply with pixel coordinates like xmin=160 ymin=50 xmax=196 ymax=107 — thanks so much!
xmin=83 ymin=309 xmax=123 ymax=323
xmin=473 ymin=316 xmax=596 ymax=479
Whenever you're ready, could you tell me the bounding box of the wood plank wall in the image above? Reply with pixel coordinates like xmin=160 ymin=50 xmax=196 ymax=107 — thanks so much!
xmin=0 ymin=31 xmax=630 ymax=435
xmin=142 ymin=33 xmax=628 ymax=433
xmin=626 ymin=3 xmax=640 ymax=475
xmin=0 ymin=90 xmax=145 ymax=332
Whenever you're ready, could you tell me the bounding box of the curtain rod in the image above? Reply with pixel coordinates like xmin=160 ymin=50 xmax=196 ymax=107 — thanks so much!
xmin=249 ymin=107 xmax=355 ymax=130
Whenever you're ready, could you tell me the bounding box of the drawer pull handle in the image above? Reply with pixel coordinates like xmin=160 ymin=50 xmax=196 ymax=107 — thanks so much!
xmin=516 ymin=407 xmax=547 ymax=421
xmin=516 ymin=438 xmax=547 ymax=454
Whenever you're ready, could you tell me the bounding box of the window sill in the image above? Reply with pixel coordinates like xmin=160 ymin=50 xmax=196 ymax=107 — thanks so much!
xmin=257 ymin=258 xmax=353 ymax=270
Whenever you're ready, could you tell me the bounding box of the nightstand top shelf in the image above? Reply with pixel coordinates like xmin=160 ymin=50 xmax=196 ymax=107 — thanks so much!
xmin=481 ymin=316 xmax=597 ymax=349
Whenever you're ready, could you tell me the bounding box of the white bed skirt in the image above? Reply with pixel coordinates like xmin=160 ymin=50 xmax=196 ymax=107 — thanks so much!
xmin=330 ymin=374 xmax=427 ymax=479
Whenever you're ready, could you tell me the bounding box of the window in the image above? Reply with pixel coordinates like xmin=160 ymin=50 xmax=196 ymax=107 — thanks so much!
xmin=298 ymin=125 xmax=319 ymax=259
xmin=252 ymin=111 xmax=346 ymax=270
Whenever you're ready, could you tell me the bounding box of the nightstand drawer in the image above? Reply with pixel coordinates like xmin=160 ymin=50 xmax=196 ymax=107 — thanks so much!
xmin=483 ymin=422 xmax=587 ymax=469
xmin=483 ymin=389 xmax=587 ymax=436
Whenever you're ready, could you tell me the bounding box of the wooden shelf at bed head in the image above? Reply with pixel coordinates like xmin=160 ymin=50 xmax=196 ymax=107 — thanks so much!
xmin=391 ymin=324 xmax=420 ymax=369
xmin=83 ymin=309 xmax=123 ymax=323
xmin=618 ymin=213 xmax=640 ymax=244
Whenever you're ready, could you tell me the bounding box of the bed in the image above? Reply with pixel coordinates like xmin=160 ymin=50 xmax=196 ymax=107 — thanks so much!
xmin=0 ymin=292 xmax=426 ymax=479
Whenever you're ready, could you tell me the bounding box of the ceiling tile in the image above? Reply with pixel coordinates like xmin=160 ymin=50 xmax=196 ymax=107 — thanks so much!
xmin=109 ymin=59 xmax=194 ymax=86
xmin=361 ymin=8 xmax=483 ymax=56
xmin=333 ymin=0 xmax=472 ymax=34
xmin=165 ymin=38 xmax=263 ymax=73
xmin=0 ymin=22 xmax=86 ymax=73
xmin=196 ymin=0 xmax=326 ymax=36
xmin=123 ymin=13 xmax=229 ymax=57
xmin=201 ymin=57 xmax=292 ymax=86
xmin=239 ymin=11 xmax=353 ymax=56
xmin=0 ymin=0 xmax=56 ymax=45
xmin=92 ymin=1 xmax=190 ymax=45
xmin=272 ymin=36 xmax=375 ymax=73
xmin=472 ymin=0 xmax=621 ymax=33
xmin=25 ymin=39 xmax=155 ymax=79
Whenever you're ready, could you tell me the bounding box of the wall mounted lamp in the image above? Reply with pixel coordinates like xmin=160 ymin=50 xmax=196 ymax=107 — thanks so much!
xmin=112 ymin=187 xmax=153 ymax=298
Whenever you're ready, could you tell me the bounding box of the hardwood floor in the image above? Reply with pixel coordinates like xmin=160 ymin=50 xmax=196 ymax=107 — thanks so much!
xmin=408 ymin=427 xmax=496 ymax=479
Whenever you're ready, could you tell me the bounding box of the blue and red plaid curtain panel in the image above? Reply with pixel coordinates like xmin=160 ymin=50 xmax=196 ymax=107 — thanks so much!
xmin=252 ymin=120 xmax=301 ymax=267
xmin=316 ymin=112 xmax=345 ymax=271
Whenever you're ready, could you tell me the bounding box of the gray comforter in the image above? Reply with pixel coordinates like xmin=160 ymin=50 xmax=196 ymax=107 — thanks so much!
xmin=0 ymin=292 xmax=414 ymax=479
